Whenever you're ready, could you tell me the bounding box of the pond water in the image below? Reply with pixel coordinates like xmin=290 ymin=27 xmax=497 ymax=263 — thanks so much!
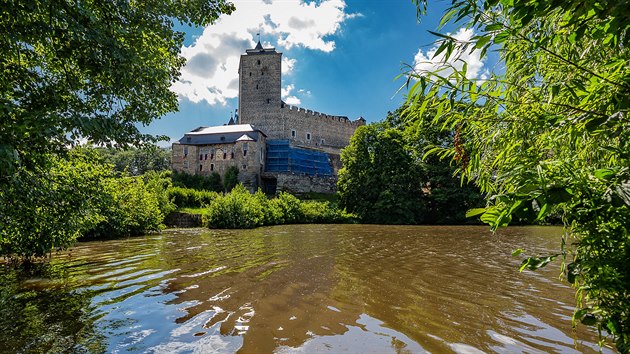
xmin=0 ymin=225 xmax=617 ymax=353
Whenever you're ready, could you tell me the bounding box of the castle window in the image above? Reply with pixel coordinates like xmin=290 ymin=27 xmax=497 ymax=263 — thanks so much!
xmin=321 ymin=139 xmax=325 ymax=145
xmin=261 ymin=71 xmax=264 ymax=75
xmin=199 ymin=154 xmax=203 ymax=160
xmin=267 ymin=98 xmax=270 ymax=104
xmin=291 ymin=130 xmax=296 ymax=138
xmin=210 ymin=147 xmax=215 ymax=159
xmin=231 ymin=147 xmax=235 ymax=159
xmin=242 ymin=164 xmax=247 ymax=170
xmin=249 ymin=72 xmax=252 ymax=76
xmin=257 ymin=59 xmax=261 ymax=65
xmin=243 ymin=142 xmax=248 ymax=156
xmin=223 ymin=150 xmax=227 ymax=159
xmin=306 ymin=132 xmax=311 ymax=141
xmin=221 ymin=136 xmax=226 ymax=141
xmin=183 ymin=147 xmax=188 ymax=158
xmin=204 ymin=153 xmax=208 ymax=160
xmin=199 ymin=164 xmax=203 ymax=171
xmin=256 ymin=84 xmax=258 ymax=89
xmin=210 ymin=163 xmax=214 ymax=171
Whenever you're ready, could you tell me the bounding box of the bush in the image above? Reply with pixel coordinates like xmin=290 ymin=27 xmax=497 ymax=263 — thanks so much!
xmin=168 ymin=186 xmax=219 ymax=208
xmin=223 ymin=166 xmax=239 ymax=192
xmin=206 ymin=185 xmax=264 ymax=228
xmin=171 ymin=171 xmax=222 ymax=192
xmin=204 ymin=186 xmax=356 ymax=229
xmin=85 ymin=176 xmax=164 ymax=238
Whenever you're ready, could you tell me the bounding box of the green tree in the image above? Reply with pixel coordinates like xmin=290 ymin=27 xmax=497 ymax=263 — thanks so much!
xmin=409 ymin=0 xmax=629 ymax=349
xmin=97 ymin=146 xmax=171 ymax=176
xmin=223 ymin=166 xmax=240 ymax=192
xmin=338 ymin=124 xmax=426 ymax=224
xmin=0 ymin=0 xmax=235 ymax=176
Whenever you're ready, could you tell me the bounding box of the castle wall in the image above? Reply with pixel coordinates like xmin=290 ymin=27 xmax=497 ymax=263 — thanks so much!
xmin=247 ymin=105 xmax=364 ymax=150
xmin=171 ymin=138 xmax=266 ymax=192
xmin=274 ymin=173 xmax=338 ymax=195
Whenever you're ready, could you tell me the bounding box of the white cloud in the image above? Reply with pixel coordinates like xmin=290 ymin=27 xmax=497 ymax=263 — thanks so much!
xmin=413 ymin=28 xmax=485 ymax=80
xmin=282 ymin=57 xmax=297 ymax=75
xmin=171 ymin=0 xmax=358 ymax=106
xmin=281 ymin=84 xmax=302 ymax=105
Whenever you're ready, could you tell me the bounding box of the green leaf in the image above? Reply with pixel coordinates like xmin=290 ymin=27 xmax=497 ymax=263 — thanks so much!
xmin=511 ymin=248 xmax=524 ymax=257
xmin=466 ymin=208 xmax=487 ymax=217
xmin=475 ymin=35 xmax=491 ymax=49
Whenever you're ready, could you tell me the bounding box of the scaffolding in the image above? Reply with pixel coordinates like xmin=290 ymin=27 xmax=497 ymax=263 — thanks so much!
xmin=266 ymin=140 xmax=333 ymax=177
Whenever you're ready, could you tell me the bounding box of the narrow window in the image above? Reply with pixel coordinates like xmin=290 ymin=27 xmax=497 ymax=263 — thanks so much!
xmin=321 ymin=139 xmax=325 ymax=145
xmin=204 ymin=154 xmax=208 ymax=160
xmin=256 ymin=84 xmax=258 ymax=89
xmin=199 ymin=154 xmax=203 ymax=160
xmin=243 ymin=142 xmax=248 ymax=156
xmin=257 ymin=59 xmax=261 ymax=65
xmin=210 ymin=147 xmax=215 ymax=159
xmin=306 ymin=133 xmax=311 ymax=141
xmin=242 ymin=164 xmax=247 ymax=170
xmin=261 ymin=71 xmax=264 ymax=75
xmin=223 ymin=150 xmax=227 ymax=159
xmin=210 ymin=163 xmax=214 ymax=171
xmin=199 ymin=164 xmax=203 ymax=171
xmin=231 ymin=147 xmax=235 ymax=159
xmin=291 ymin=129 xmax=296 ymax=138
xmin=183 ymin=147 xmax=188 ymax=158
xmin=267 ymin=98 xmax=270 ymax=104
xmin=249 ymin=72 xmax=252 ymax=76
xmin=260 ymin=147 xmax=264 ymax=163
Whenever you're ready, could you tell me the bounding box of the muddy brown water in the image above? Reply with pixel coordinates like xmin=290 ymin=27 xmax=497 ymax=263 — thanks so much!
xmin=0 ymin=225 xmax=617 ymax=353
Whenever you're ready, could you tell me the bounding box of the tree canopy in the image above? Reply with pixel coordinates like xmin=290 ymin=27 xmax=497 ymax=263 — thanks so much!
xmin=0 ymin=0 xmax=235 ymax=176
xmin=338 ymin=106 xmax=483 ymax=225
xmin=409 ymin=0 xmax=629 ymax=349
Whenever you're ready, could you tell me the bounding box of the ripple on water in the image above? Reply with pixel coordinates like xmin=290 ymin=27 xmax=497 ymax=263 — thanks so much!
xmin=0 ymin=225 xmax=617 ymax=353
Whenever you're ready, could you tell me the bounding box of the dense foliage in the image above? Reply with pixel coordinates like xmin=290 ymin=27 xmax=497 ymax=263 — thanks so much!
xmin=0 ymin=150 xmax=174 ymax=261
xmin=96 ymin=146 xmax=171 ymax=175
xmin=338 ymin=107 xmax=483 ymax=224
xmin=0 ymin=0 xmax=234 ymax=176
xmin=410 ymin=0 xmax=629 ymax=349
xmin=223 ymin=166 xmax=240 ymax=192
xmin=205 ymin=185 xmax=355 ymax=229
xmin=167 ymin=186 xmax=219 ymax=208
xmin=171 ymin=170 xmax=223 ymax=192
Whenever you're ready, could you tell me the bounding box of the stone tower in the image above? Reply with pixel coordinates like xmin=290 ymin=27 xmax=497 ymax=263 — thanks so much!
xmin=238 ymin=41 xmax=282 ymax=124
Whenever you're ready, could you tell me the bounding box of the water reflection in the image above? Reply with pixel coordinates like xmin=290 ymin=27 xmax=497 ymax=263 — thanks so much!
xmin=0 ymin=225 xmax=617 ymax=353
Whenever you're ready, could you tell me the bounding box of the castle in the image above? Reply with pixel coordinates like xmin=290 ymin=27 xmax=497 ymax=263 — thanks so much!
xmin=172 ymin=41 xmax=365 ymax=194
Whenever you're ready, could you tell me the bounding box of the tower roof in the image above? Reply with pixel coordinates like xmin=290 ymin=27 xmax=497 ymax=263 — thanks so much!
xmin=254 ymin=40 xmax=263 ymax=50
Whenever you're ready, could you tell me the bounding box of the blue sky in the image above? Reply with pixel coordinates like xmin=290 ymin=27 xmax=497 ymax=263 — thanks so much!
xmin=142 ymin=0 xmax=488 ymax=145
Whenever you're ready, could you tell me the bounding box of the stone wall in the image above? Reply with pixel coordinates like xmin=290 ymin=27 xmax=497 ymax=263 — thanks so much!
xmin=164 ymin=212 xmax=202 ymax=228
xmin=172 ymin=137 xmax=266 ymax=191
xmin=275 ymin=173 xmax=338 ymax=195
xmin=248 ymin=105 xmax=364 ymax=151
xmin=239 ymin=51 xmax=282 ymax=125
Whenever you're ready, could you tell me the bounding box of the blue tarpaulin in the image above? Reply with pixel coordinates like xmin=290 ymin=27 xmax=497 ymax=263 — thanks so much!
xmin=266 ymin=140 xmax=333 ymax=176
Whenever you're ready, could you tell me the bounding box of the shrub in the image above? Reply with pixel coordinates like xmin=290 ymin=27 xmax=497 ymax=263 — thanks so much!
xmin=171 ymin=170 xmax=222 ymax=192
xmin=168 ymin=186 xmax=219 ymax=208
xmin=206 ymin=185 xmax=264 ymax=228
xmin=204 ymin=186 xmax=356 ymax=229
xmin=223 ymin=166 xmax=239 ymax=192
xmin=85 ymin=176 xmax=164 ymax=238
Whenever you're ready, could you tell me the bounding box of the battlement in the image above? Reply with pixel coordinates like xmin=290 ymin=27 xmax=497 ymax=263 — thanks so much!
xmin=280 ymin=104 xmax=365 ymax=126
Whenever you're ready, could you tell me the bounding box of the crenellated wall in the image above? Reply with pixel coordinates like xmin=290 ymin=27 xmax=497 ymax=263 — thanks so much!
xmin=246 ymin=104 xmax=364 ymax=150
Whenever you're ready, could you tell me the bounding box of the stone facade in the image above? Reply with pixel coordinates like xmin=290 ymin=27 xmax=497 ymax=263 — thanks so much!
xmin=172 ymin=125 xmax=267 ymax=191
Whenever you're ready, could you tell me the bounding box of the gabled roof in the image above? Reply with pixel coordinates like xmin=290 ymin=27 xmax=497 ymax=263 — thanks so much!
xmin=178 ymin=124 xmax=266 ymax=145
xmin=236 ymin=134 xmax=255 ymax=142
